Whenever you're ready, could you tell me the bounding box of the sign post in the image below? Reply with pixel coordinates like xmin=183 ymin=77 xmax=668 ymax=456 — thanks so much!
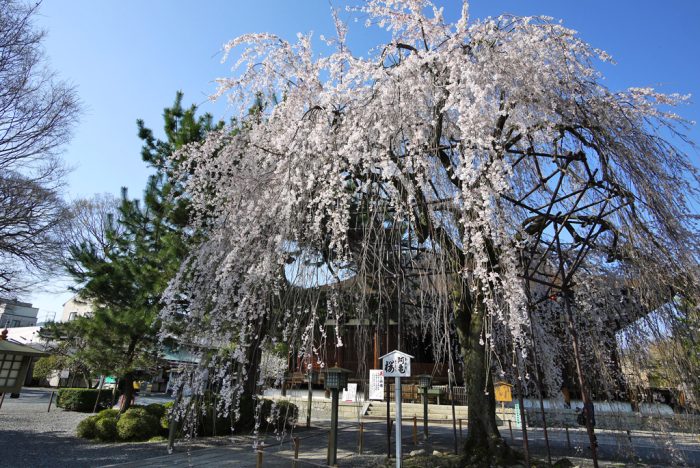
xmin=494 ymin=381 xmax=513 ymax=423
xmin=380 ymin=350 xmax=413 ymax=468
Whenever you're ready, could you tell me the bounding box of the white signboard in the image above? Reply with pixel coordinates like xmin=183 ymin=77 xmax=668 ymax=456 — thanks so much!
xmin=380 ymin=350 xmax=413 ymax=378
xmin=369 ymin=369 xmax=384 ymax=400
xmin=343 ymin=383 xmax=357 ymax=402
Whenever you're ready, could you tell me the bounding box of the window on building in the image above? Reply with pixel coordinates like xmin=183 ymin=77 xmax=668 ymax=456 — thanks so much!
xmin=68 ymin=312 xmax=77 ymax=321
xmin=0 ymin=353 xmax=25 ymax=389
xmin=10 ymin=320 xmax=20 ymax=327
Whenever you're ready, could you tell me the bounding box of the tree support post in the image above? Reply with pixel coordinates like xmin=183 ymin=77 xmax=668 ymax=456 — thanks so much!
xmin=513 ymin=355 xmax=530 ymax=467
xmin=293 ymin=437 xmax=300 ymax=468
xmin=412 ymin=416 xmax=417 ymax=445
xmin=563 ymin=292 xmax=600 ymax=468
xmin=306 ymin=375 xmax=313 ymax=428
xmin=91 ymin=376 xmax=104 ymax=414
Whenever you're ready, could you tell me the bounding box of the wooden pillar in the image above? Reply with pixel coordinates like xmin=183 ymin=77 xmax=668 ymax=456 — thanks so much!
xmin=373 ymin=331 xmax=379 ymax=369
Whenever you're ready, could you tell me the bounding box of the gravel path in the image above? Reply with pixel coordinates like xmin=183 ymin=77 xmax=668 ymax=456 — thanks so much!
xmin=0 ymin=388 xmax=203 ymax=468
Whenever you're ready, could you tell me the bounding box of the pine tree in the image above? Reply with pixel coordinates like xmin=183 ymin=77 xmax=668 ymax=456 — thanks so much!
xmin=58 ymin=93 xmax=220 ymax=412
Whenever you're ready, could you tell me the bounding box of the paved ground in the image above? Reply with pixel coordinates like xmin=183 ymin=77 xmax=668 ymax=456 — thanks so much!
xmin=0 ymin=388 xmax=208 ymax=468
xmin=2 ymin=388 xmax=699 ymax=467
xmin=111 ymin=418 xmax=700 ymax=467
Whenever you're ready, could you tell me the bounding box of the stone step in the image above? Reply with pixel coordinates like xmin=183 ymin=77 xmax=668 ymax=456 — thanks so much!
xmin=365 ymin=402 xmax=518 ymax=424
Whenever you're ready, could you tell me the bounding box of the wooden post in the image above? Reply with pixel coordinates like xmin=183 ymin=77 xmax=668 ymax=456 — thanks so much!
xmin=565 ymin=426 xmax=571 ymax=449
xmin=563 ymin=292 xmax=599 ymax=468
xmin=508 ymin=420 xmax=513 ymax=440
xmin=293 ymin=437 xmax=300 ymax=468
xmin=167 ymin=389 xmax=182 ymax=455
xmin=47 ymin=391 xmax=54 ymax=412
xmin=412 ymin=416 xmax=417 ymax=445
xmin=256 ymin=445 xmax=264 ymax=468
xmin=92 ymin=376 xmax=104 ymax=413
xmin=359 ymin=422 xmax=364 ymax=454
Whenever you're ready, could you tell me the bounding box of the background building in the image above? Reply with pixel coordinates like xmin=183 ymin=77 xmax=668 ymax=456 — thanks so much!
xmin=0 ymin=298 xmax=39 ymax=328
xmin=61 ymin=295 xmax=93 ymax=322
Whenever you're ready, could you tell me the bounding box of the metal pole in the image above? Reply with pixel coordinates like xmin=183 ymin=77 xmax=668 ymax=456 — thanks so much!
xmin=395 ymin=376 xmax=402 ymax=467
xmin=328 ymin=388 xmax=339 ymax=466
xmin=386 ymin=376 xmax=391 ymax=458
xmin=386 ymin=313 xmax=391 ymax=459
xmin=0 ymin=392 xmax=5 ymax=411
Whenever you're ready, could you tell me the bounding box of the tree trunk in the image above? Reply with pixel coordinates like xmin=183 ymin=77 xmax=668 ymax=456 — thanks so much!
xmin=454 ymin=285 xmax=518 ymax=465
xmin=117 ymin=337 xmax=139 ymax=414
xmin=119 ymin=373 xmax=135 ymax=413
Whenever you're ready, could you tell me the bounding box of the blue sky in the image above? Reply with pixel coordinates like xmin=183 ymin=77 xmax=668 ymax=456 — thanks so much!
xmin=28 ymin=0 xmax=700 ymax=318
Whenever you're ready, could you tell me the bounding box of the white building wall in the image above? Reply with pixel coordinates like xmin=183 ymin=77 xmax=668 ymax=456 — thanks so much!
xmin=61 ymin=295 xmax=93 ymax=322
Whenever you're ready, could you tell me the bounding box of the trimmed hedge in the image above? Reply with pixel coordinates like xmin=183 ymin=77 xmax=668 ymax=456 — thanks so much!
xmin=77 ymin=404 xmax=167 ymax=442
xmin=76 ymin=398 xmax=299 ymax=443
xmin=76 ymin=415 xmax=98 ymax=439
xmin=144 ymin=403 xmax=166 ymax=419
xmin=57 ymin=388 xmax=116 ymax=412
xmin=97 ymin=408 xmax=119 ymax=419
xmin=95 ymin=417 xmax=118 ymax=441
xmin=116 ymin=408 xmax=161 ymax=441
xmin=264 ymin=399 xmax=298 ymax=431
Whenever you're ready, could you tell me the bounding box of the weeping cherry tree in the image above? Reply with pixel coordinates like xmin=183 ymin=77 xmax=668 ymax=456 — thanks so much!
xmin=161 ymin=1 xmax=699 ymax=463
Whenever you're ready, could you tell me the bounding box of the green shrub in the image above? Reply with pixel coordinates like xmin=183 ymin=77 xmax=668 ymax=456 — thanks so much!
xmin=268 ymin=400 xmax=298 ymax=430
xmin=95 ymin=417 xmax=118 ymax=442
xmin=56 ymin=388 xmax=116 ymax=412
xmin=97 ymin=408 xmax=119 ymax=420
xmin=159 ymin=401 xmax=176 ymax=431
xmin=76 ymin=415 xmax=98 ymax=439
xmin=258 ymin=399 xmax=298 ymax=431
xmin=231 ymin=394 xmax=256 ymax=432
xmin=116 ymin=408 xmax=160 ymax=441
xmin=144 ymin=403 xmax=166 ymax=419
